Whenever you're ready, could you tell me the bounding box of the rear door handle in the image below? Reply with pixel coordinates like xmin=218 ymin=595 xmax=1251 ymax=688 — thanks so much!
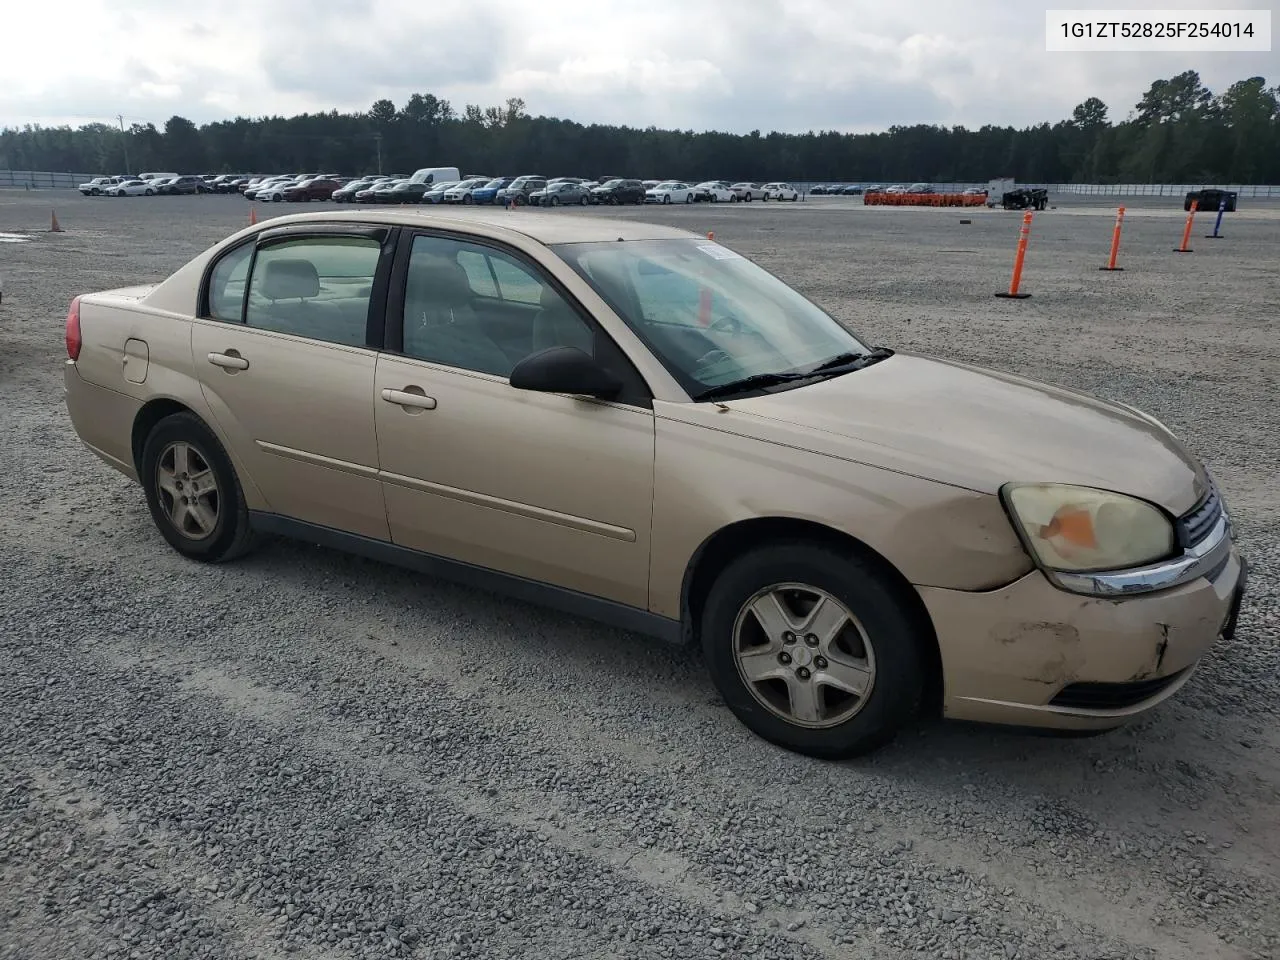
xmin=381 ymin=387 xmax=437 ymax=410
xmin=207 ymin=351 xmax=249 ymax=370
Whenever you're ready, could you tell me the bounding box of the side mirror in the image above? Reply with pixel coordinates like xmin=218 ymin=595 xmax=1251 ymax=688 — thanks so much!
xmin=509 ymin=346 xmax=622 ymax=400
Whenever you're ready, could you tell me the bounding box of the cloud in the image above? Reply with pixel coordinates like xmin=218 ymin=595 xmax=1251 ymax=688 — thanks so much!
xmin=0 ymin=0 xmax=1275 ymax=135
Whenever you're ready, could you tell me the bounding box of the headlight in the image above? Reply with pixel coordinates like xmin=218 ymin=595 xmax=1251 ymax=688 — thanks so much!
xmin=1001 ymin=483 xmax=1176 ymax=573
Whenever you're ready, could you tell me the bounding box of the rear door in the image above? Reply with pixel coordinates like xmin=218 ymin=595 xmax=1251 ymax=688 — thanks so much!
xmin=190 ymin=223 xmax=396 ymax=539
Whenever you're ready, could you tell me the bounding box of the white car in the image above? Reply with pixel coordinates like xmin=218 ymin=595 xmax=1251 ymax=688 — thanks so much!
xmin=730 ymin=182 xmax=767 ymax=202
xmin=78 ymin=177 xmax=120 ymax=196
xmin=251 ymin=179 xmax=295 ymax=201
xmin=764 ymin=182 xmax=800 ymax=201
xmin=696 ymin=181 xmax=737 ymax=203
xmin=644 ymin=181 xmax=695 ymax=204
xmin=441 ymin=178 xmax=491 ymax=204
xmin=107 ymin=179 xmax=157 ymax=197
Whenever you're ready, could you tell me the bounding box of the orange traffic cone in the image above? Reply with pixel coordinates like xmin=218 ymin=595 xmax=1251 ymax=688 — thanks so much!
xmin=249 ymin=207 xmax=258 ymax=225
xmin=49 ymin=211 xmax=64 ymax=233
xmin=707 ymin=231 xmax=714 ymax=240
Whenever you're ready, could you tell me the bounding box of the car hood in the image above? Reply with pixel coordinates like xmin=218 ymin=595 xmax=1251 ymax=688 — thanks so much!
xmin=721 ymin=352 xmax=1207 ymax=515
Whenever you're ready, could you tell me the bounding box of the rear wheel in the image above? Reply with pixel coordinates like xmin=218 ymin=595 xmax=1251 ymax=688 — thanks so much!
xmin=140 ymin=412 xmax=258 ymax=563
xmin=145 ymin=188 xmax=154 ymax=196
xmin=700 ymin=542 xmax=924 ymax=759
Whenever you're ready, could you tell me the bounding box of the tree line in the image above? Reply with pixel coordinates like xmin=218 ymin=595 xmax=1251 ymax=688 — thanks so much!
xmin=1 ymin=71 xmax=1277 ymax=185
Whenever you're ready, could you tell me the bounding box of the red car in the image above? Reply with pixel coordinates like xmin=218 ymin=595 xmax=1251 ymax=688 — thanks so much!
xmin=281 ymin=178 xmax=343 ymax=202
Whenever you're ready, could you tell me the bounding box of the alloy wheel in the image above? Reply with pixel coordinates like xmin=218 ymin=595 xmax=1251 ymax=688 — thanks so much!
xmin=155 ymin=441 xmax=220 ymax=541
xmin=732 ymin=583 xmax=876 ymax=729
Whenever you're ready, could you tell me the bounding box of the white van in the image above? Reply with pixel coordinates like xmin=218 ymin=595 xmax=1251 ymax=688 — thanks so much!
xmin=408 ymin=166 xmax=461 ymax=185
xmin=139 ymin=171 xmax=179 ymax=183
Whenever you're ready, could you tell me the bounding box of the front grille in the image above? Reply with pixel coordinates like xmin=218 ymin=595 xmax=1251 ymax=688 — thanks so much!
xmin=1178 ymin=482 xmax=1223 ymax=547
xmin=1049 ymin=667 xmax=1190 ymax=710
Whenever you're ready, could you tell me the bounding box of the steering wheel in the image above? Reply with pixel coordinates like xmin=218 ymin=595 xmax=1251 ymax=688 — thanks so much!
xmin=694 ymin=349 xmax=734 ymax=374
xmin=708 ymin=314 xmax=744 ymax=335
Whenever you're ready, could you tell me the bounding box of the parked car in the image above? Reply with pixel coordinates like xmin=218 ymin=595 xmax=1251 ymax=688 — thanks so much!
xmin=591 ymin=179 xmax=646 ymax=205
xmin=331 ymin=179 xmax=378 ymax=202
xmin=78 ymin=177 xmax=121 ymax=196
xmin=420 ymin=181 xmax=459 ymax=205
xmin=857 ymin=185 xmax=880 ymax=195
xmin=356 ymin=180 xmax=405 ymax=204
xmin=244 ymin=178 xmax=292 ymax=200
xmin=729 ymin=182 xmax=767 ymax=202
xmin=282 ymin=178 xmax=343 ymax=202
xmin=1001 ymin=188 xmax=1049 ymax=211
xmin=694 ymin=181 xmax=737 ymax=203
xmin=375 ymin=181 xmax=430 ymax=204
xmin=470 ymin=177 xmax=515 ymax=204
xmin=255 ymin=180 xmax=297 ymax=203
xmin=1184 ymin=188 xmax=1237 ymax=212
xmin=645 ymin=181 xmax=695 ymax=204
xmin=157 ymin=175 xmax=209 ymax=196
xmin=441 ymin=178 xmax=492 ymax=204
xmin=495 ymin=176 xmax=547 ymax=206
xmin=61 ymin=207 xmax=1247 ymax=761
xmin=764 ymin=182 xmax=800 ymax=201
xmin=106 ymin=179 xmax=157 ymax=197
xmin=529 ymin=181 xmax=593 ymax=206
xmin=906 ymin=183 xmax=934 ymax=194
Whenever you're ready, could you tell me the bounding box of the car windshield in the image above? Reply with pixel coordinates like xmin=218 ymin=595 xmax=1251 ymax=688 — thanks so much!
xmin=551 ymin=238 xmax=871 ymax=398
xmin=484 ymin=179 xmax=507 ymax=188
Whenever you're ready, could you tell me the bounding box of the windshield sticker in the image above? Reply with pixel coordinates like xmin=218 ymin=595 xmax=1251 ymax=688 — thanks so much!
xmin=696 ymin=244 xmax=742 ymax=260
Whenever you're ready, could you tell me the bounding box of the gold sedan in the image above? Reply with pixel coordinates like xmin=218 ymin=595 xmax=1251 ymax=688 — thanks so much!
xmin=62 ymin=209 xmax=1247 ymax=758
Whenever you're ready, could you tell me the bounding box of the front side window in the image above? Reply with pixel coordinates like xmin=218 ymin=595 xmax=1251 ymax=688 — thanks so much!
xmin=243 ymin=236 xmax=380 ymax=347
xmin=551 ymin=238 xmax=870 ymax=398
xmin=400 ymin=235 xmax=596 ymax=377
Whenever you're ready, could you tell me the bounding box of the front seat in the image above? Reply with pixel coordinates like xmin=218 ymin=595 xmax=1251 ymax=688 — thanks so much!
xmin=403 ymin=258 xmax=511 ymax=376
xmin=531 ymin=283 xmax=594 ymax=355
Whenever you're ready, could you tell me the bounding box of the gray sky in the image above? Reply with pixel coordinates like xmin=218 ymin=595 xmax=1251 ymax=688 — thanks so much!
xmin=1 ymin=0 xmax=1275 ymax=133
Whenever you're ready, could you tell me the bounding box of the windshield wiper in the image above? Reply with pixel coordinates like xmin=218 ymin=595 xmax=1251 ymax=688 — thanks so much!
xmin=692 ymin=371 xmax=817 ymax=402
xmin=803 ymin=347 xmax=894 ymax=375
xmin=691 ymin=348 xmax=895 ymax=403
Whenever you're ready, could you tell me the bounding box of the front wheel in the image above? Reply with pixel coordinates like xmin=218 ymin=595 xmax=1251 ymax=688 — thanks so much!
xmin=140 ymin=412 xmax=258 ymax=563
xmin=580 ymin=195 xmax=589 ymax=206
xmin=700 ymin=542 xmax=924 ymax=759
xmin=663 ymin=195 xmax=671 ymax=204
xmin=145 ymin=189 xmax=154 ymax=196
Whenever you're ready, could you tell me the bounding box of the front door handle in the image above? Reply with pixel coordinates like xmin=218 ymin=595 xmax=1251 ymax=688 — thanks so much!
xmin=381 ymin=387 xmax=437 ymax=410
xmin=207 ymin=351 xmax=249 ymax=371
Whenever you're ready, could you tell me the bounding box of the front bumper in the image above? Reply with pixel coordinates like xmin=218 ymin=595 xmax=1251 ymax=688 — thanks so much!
xmin=921 ymin=546 xmax=1246 ymax=730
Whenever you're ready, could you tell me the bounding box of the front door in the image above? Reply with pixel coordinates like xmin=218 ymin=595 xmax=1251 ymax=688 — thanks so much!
xmin=191 ymin=227 xmax=393 ymax=540
xmin=372 ymin=231 xmax=655 ymax=608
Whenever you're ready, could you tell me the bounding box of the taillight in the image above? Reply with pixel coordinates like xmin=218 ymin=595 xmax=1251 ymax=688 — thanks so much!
xmin=65 ymin=296 xmax=82 ymax=361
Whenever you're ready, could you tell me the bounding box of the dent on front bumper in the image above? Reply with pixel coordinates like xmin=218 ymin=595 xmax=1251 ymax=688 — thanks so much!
xmin=920 ymin=546 xmax=1246 ymax=730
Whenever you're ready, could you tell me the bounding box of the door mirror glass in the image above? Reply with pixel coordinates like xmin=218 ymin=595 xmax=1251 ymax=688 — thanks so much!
xmin=509 ymin=346 xmax=622 ymax=399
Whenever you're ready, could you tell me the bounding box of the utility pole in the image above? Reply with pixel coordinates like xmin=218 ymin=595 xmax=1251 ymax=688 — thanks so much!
xmin=117 ymin=115 xmax=131 ymax=175
xmin=375 ymin=132 xmax=383 ymax=175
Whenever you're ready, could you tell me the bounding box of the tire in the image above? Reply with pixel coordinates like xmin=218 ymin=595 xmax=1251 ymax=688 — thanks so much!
xmin=700 ymin=542 xmax=924 ymax=760
xmin=145 ymin=189 xmax=154 ymax=196
xmin=745 ymin=194 xmax=752 ymax=202
xmin=549 ymin=196 xmax=559 ymax=207
xmin=463 ymin=194 xmax=473 ymax=204
xmin=140 ymin=412 xmax=258 ymax=563
xmin=663 ymin=195 xmax=671 ymax=205
xmin=580 ymin=196 xmax=589 ymax=206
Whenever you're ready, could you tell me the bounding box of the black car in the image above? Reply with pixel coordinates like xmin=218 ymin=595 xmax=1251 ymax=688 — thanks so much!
xmin=1001 ymin=187 xmax=1049 ymax=210
xmin=378 ymin=181 xmax=431 ymax=204
xmin=591 ymin=178 xmax=646 ymax=205
xmin=1184 ymin=188 xmax=1237 ymax=212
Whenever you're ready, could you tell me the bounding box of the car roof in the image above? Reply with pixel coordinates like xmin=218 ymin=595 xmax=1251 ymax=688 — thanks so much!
xmin=246 ymin=208 xmax=697 ymax=244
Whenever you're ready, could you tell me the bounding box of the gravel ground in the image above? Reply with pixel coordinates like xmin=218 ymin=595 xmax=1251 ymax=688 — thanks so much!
xmin=1 ymin=190 xmax=1277 ymax=960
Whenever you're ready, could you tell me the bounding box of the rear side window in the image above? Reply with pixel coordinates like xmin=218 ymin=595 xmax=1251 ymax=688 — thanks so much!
xmin=243 ymin=236 xmax=381 ymax=347
xmin=206 ymin=243 xmax=253 ymax=322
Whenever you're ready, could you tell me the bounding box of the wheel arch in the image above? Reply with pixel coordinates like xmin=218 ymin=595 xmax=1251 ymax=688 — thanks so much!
xmin=679 ymin=516 xmax=944 ymax=715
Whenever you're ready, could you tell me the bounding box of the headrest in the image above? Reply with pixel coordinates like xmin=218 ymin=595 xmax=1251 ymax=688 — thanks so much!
xmin=261 ymin=258 xmax=319 ymax=300
xmin=408 ymin=257 xmax=474 ymax=308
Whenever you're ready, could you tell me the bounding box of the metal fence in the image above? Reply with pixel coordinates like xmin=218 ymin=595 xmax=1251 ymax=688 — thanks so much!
xmin=0 ymin=170 xmax=101 ymax=189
